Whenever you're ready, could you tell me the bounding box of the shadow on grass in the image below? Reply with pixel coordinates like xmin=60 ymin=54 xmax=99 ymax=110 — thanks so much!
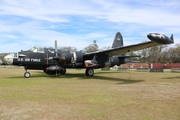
xmin=162 ymin=76 xmax=180 ymax=79
xmin=8 ymin=70 xmax=144 ymax=84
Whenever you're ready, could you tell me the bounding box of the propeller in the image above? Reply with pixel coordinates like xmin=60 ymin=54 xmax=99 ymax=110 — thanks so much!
xmin=48 ymin=40 xmax=64 ymax=76
xmin=55 ymin=40 xmax=58 ymax=76
xmin=51 ymin=40 xmax=64 ymax=61
xmin=55 ymin=40 xmax=58 ymax=57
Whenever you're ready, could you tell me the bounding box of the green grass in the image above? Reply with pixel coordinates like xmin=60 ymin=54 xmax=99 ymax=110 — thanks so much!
xmin=0 ymin=67 xmax=180 ymax=120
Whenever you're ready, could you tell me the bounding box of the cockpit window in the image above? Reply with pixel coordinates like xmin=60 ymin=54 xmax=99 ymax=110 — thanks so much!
xmin=30 ymin=46 xmax=44 ymax=53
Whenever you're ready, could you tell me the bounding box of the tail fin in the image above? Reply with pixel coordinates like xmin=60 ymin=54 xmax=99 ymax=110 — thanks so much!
xmin=170 ymin=34 xmax=174 ymax=42
xmin=112 ymin=32 xmax=123 ymax=48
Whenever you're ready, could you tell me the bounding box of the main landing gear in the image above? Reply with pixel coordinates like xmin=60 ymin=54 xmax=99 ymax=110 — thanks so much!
xmin=60 ymin=68 xmax=66 ymax=75
xmin=85 ymin=68 xmax=94 ymax=76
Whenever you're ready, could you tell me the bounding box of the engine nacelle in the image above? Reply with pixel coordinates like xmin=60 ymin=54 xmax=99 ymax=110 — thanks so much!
xmin=108 ymin=56 xmax=123 ymax=67
xmin=44 ymin=66 xmax=63 ymax=75
xmin=58 ymin=51 xmax=84 ymax=64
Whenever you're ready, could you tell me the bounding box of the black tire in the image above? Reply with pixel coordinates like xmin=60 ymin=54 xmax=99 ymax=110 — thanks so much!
xmin=60 ymin=68 xmax=66 ymax=74
xmin=24 ymin=72 xmax=31 ymax=78
xmin=85 ymin=68 xmax=94 ymax=76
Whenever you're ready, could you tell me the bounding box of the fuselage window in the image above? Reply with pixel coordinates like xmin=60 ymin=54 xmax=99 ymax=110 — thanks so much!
xmin=37 ymin=47 xmax=44 ymax=53
xmin=14 ymin=53 xmax=18 ymax=58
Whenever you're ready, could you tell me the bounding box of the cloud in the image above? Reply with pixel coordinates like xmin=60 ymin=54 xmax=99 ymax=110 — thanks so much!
xmin=0 ymin=0 xmax=180 ymax=53
xmin=1 ymin=0 xmax=180 ymax=26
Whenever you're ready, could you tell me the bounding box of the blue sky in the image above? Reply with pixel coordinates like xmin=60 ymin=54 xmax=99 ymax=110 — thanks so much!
xmin=0 ymin=0 xmax=180 ymax=52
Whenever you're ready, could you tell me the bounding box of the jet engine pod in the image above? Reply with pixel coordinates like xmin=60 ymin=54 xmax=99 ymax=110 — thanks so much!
xmin=84 ymin=60 xmax=99 ymax=68
xmin=84 ymin=59 xmax=111 ymax=68
xmin=84 ymin=56 xmax=122 ymax=68
xmin=44 ymin=66 xmax=63 ymax=75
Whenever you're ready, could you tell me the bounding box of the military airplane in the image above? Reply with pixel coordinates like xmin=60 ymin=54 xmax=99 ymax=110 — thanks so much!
xmin=4 ymin=32 xmax=174 ymax=78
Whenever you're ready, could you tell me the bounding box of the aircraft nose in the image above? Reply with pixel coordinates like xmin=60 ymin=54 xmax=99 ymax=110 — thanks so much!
xmin=4 ymin=53 xmax=14 ymax=64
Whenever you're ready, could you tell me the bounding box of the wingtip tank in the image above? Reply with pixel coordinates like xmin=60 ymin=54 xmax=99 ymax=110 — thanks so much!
xmin=147 ymin=33 xmax=174 ymax=44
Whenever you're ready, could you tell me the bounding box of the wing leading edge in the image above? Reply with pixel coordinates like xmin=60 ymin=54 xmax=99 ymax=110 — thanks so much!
xmin=84 ymin=33 xmax=174 ymax=57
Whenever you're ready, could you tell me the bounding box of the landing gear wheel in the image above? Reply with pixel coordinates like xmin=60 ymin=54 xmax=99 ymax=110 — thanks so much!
xmin=60 ymin=68 xmax=66 ymax=75
xmin=24 ymin=72 xmax=31 ymax=78
xmin=85 ymin=68 xmax=94 ymax=76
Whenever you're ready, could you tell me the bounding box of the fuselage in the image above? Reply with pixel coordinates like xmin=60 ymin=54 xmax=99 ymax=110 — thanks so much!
xmin=5 ymin=46 xmax=88 ymax=69
xmin=4 ymin=46 xmax=123 ymax=75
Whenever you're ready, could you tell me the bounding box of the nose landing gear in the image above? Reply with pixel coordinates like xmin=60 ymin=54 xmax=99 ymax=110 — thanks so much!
xmin=24 ymin=72 xmax=31 ymax=78
xmin=24 ymin=67 xmax=31 ymax=78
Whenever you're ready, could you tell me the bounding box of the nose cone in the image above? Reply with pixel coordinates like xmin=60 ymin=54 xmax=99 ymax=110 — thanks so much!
xmin=4 ymin=53 xmax=14 ymax=64
xmin=147 ymin=33 xmax=154 ymax=40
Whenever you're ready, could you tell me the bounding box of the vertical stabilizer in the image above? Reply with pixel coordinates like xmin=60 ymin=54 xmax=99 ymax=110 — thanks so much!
xmin=170 ymin=34 xmax=174 ymax=42
xmin=112 ymin=32 xmax=123 ymax=48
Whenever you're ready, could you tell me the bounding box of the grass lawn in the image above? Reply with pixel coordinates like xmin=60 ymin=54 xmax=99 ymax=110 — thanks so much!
xmin=0 ymin=67 xmax=180 ymax=120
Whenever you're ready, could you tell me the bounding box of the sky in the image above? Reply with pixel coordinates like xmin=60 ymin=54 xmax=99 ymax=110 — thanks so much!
xmin=0 ymin=0 xmax=180 ymax=53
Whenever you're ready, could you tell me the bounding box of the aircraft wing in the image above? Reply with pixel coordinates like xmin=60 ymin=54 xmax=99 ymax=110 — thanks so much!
xmin=84 ymin=33 xmax=174 ymax=57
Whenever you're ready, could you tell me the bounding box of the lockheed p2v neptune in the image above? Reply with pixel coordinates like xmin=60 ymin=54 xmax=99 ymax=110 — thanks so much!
xmin=4 ymin=32 xmax=174 ymax=78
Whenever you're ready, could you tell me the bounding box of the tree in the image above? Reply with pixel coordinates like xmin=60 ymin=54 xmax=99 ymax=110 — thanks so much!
xmin=137 ymin=48 xmax=149 ymax=62
xmin=100 ymin=46 xmax=111 ymax=51
xmin=137 ymin=45 xmax=168 ymax=63
xmin=59 ymin=46 xmax=77 ymax=52
xmin=83 ymin=40 xmax=99 ymax=53
xmin=167 ymin=44 xmax=180 ymax=63
xmin=0 ymin=53 xmax=8 ymax=63
xmin=136 ymin=41 xmax=150 ymax=62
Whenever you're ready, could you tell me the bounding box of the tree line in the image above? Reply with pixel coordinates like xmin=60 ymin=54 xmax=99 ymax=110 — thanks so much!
xmin=135 ymin=44 xmax=180 ymax=63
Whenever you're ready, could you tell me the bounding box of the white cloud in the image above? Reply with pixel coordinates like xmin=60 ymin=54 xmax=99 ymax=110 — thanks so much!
xmin=1 ymin=0 xmax=180 ymax=26
xmin=0 ymin=0 xmax=180 ymax=52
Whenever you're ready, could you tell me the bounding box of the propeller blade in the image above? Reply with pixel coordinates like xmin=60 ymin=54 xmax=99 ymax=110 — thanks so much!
xmin=54 ymin=40 xmax=59 ymax=76
xmin=55 ymin=40 xmax=58 ymax=57
xmin=53 ymin=56 xmax=59 ymax=60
